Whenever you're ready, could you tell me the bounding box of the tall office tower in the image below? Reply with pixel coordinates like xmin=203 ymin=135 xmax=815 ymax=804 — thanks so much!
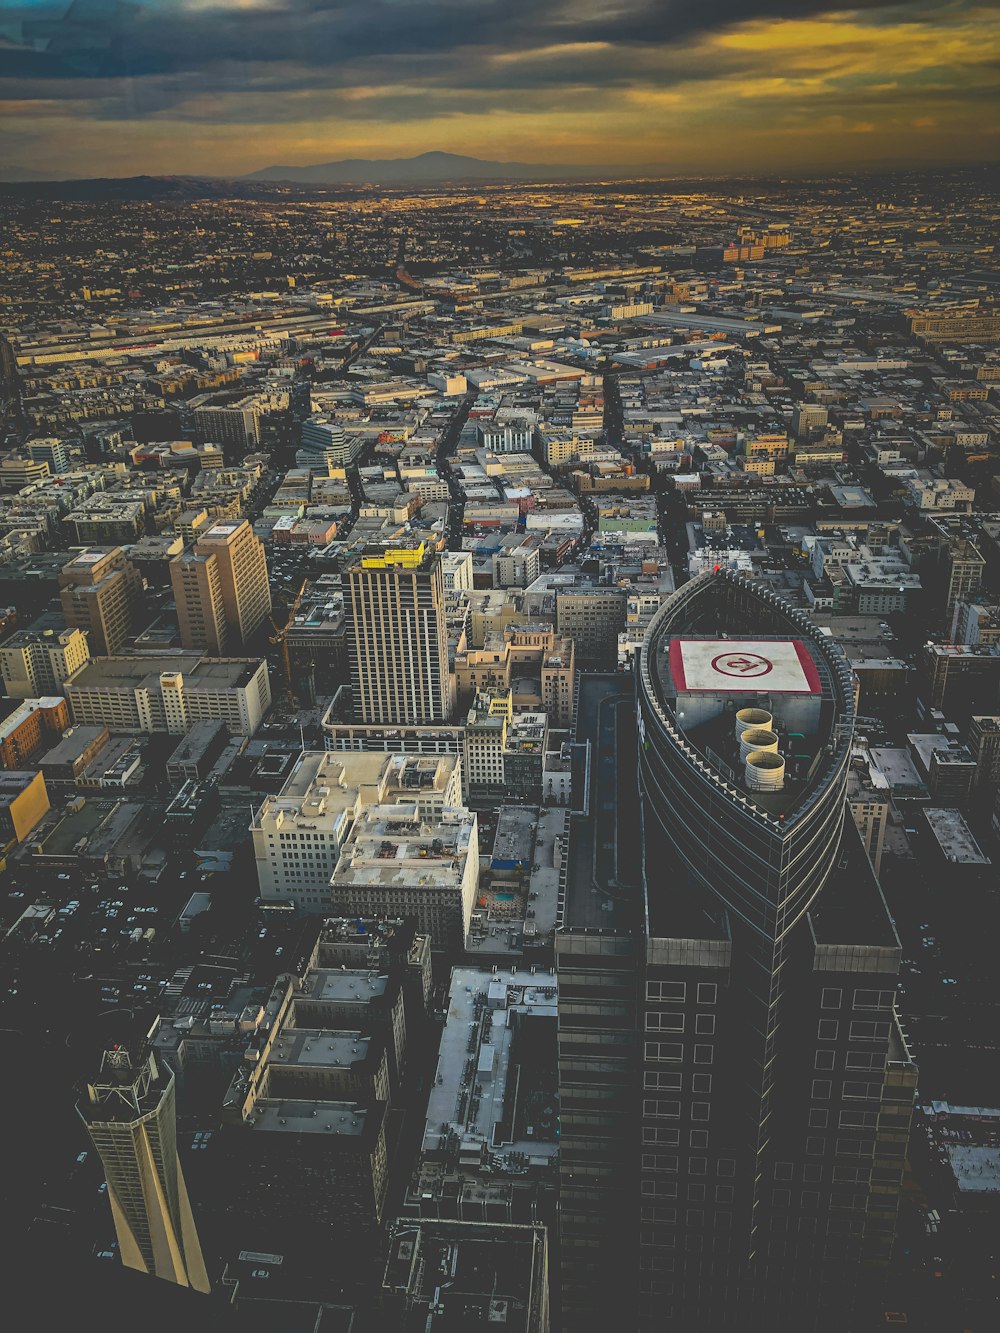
xmin=346 ymin=542 xmax=455 ymax=725
xmin=171 ymin=520 xmax=271 ymax=654
xmin=171 ymin=550 xmax=230 ymax=654
xmin=59 ymin=547 xmax=144 ymax=656
xmin=78 ymin=1045 xmax=211 ymax=1293
xmin=633 ymin=571 xmax=916 ymax=1331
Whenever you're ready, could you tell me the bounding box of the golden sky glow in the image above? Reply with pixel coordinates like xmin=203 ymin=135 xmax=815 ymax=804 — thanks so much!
xmin=1 ymin=1 xmax=998 ymax=178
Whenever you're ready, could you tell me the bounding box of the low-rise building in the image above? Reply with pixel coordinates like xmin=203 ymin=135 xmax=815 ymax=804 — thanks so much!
xmin=63 ymin=654 xmax=271 ymax=736
xmin=0 ymin=696 xmax=69 ymax=769
xmin=328 ymin=805 xmax=479 ymax=952
xmin=0 ymin=768 xmax=50 ymax=846
xmin=252 ymin=750 xmax=464 ymax=910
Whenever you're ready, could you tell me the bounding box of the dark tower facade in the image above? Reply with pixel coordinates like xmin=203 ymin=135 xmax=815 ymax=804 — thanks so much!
xmin=0 ymin=335 xmax=23 ymax=427
xmin=634 ymin=570 xmax=916 ymax=1330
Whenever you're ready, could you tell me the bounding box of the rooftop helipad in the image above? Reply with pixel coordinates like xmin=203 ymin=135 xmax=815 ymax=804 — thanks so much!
xmin=668 ymin=638 xmax=821 ymax=695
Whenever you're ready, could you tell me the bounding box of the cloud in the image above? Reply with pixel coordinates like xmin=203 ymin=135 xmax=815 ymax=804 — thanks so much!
xmin=0 ymin=0 xmax=997 ymax=174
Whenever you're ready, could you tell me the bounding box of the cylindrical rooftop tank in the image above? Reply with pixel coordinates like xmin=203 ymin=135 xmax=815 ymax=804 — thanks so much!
xmin=735 ymin=707 xmax=772 ymax=741
xmin=739 ymin=728 xmax=779 ymax=762
xmin=745 ymin=750 xmax=785 ymax=791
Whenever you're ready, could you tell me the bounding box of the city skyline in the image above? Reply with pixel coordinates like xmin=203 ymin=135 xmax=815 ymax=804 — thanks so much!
xmin=1 ymin=1 xmax=999 ymax=180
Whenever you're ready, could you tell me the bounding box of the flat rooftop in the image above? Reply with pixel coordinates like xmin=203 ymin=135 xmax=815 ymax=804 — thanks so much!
xmin=385 ymin=1220 xmax=545 ymax=1333
xmin=922 ymin=807 xmax=991 ymax=865
xmin=668 ymin=637 xmax=821 ymax=694
xmin=246 ymin=1098 xmax=375 ymax=1137
xmin=870 ymin=747 xmax=925 ymax=790
xmin=946 ymin=1144 xmax=1000 ymax=1194
xmin=268 ymin=1029 xmax=370 ymax=1070
xmin=423 ymin=966 xmax=558 ymax=1165
xmin=300 ymin=969 xmax=388 ymax=1005
xmin=492 ymin=806 xmax=537 ymax=865
xmin=66 ymin=654 xmax=259 ymax=690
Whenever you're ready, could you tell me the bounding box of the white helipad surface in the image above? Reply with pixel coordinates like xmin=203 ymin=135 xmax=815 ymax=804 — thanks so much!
xmin=670 ymin=638 xmax=821 ymax=694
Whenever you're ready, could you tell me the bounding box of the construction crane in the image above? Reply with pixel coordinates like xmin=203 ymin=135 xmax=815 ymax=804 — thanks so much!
xmin=268 ymin=577 xmax=308 ymax=711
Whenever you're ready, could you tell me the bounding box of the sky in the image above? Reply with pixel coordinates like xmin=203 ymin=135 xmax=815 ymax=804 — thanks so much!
xmin=0 ymin=0 xmax=998 ymax=179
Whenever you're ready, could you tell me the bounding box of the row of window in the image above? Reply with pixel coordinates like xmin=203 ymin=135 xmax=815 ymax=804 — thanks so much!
xmin=817 ymin=1019 xmax=891 ymax=1042
xmin=641 ymin=1181 xmax=735 ymax=1203
xmin=646 ymin=1011 xmax=716 ymax=1034
xmin=811 ymin=1078 xmax=882 ymax=1101
xmin=821 ymin=987 xmax=895 ymax=1010
xmin=644 ymin=1042 xmax=714 ymax=1064
xmin=646 ymin=981 xmax=718 ymax=1004
xmin=643 ymin=1072 xmax=712 ymax=1092
xmin=643 ymin=1099 xmax=712 ymax=1121
xmin=815 ymin=1049 xmax=886 ymax=1072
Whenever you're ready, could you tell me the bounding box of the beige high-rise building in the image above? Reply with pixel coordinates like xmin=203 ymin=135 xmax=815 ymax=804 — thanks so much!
xmin=171 ymin=551 xmax=229 ymax=654
xmin=346 ymin=542 xmax=455 ymax=725
xmin=59 ymin=547 xmax=144 ymax=656
xmin=171 ymin=519 xmax=271 ymax=654
xmin=0 ymin=625 xmax=90 ymax=699
xmin=79 ymin=1046 xmax=210 ymax=1293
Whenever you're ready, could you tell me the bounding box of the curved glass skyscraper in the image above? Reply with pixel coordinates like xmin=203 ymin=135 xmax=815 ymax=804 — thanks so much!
xmin=633 ymin=570 xmax=915 ymax=1331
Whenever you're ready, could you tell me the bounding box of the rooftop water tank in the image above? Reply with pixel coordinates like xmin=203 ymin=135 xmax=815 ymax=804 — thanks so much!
xmin=739 ymin=728 xmax=779 ymax=762
xmin=745 ymin=750 xmax=785 ymax=791
xmin=735 ymin=707 xmax=772 ymax=741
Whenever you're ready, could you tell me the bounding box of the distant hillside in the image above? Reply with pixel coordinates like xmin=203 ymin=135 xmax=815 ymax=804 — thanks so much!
xmin=242 ymin=150 xmax=597 ymax=184
xmin=0 ymin=175 xmax=256 ymax=202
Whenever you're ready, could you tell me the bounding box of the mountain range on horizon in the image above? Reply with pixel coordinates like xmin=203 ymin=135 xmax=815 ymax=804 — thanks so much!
xmin=240 ymin=150 xmax=606 ymax=184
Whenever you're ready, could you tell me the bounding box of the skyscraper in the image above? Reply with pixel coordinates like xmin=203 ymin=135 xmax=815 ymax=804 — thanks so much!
xmin=59 ymin=547 xmax=145 ymax=656
xmin=78 ymin=1045 xmax=211 ymax=1293
xmin=633 ymin=570 xmax=915 ymax=1330
xmin=171 ymin=550 xmax=230 ymax=655
xmin=345 ymin=542 xmax=454 ymax=725
xmin=171 ymin=520 xmax=271 ymax=654
xmin=0 ymin=334 xmax=21 ymax=424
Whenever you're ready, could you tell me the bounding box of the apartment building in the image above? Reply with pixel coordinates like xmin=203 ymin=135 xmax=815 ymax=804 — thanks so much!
xmin=59 ymin=547 xmax=144 ymax=656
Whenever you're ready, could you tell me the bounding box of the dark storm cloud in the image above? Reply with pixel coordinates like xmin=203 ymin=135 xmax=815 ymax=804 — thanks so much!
xmin=0 ymin=0 xmax=963 ymax=89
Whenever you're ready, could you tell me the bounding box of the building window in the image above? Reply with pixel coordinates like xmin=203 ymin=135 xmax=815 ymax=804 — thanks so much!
xmin=693 ymin=1044 xmax=714 ymax=1065
xmin=815 ymin=1050 xmax=836 ymax=1071
xmin=817 ymin=1019 xmax=839 ymax=1040
xmin=645 ymin=1042 xmax=683 ymax=1063
xmin=821 ymin=988 xmax=843 ymax=1008
xmin=646 ymin=1011 xmax=685 ymax=1033
xmin=697 ymin=983 xmax=717 ymax=1004
xmin=644 ymin=1099 xmax=681 ymax=1119
xmin=644 ymin=1071 xmax=683 ymax=1091
xmin=648 ymin=981 xmax=686 ymax=1002
xmin=811 ymin=1079 xmax=832 ymax=1099
xmin=845 ymin=1051 xmax=884 ymax=1072
xmin=853 ymin=989 xmax=894 ymax=1011
xmin=849 ymin=1020 xmax=890 ymax=1042
xmin=695 ymin=1014 xmax=716 ymax=1035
